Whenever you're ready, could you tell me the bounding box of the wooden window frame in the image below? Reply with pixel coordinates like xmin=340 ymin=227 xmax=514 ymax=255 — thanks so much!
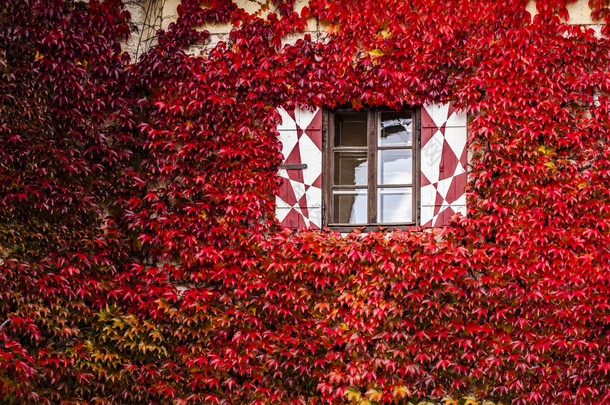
xmin=322 ymin=106 xmax=420 ymax=231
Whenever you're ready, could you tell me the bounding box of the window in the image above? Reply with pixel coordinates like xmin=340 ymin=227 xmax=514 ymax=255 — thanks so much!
xmin=323 ymin=107 xmax=419 ymax=229
xmin=275 ymin=104 xmax=466 ymax=230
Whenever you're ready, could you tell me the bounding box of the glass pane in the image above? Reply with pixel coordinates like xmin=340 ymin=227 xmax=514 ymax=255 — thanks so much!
xmin=379 ymin=111 xmax=412 ymax=147
xmin=378 ymin=149 xmax=412 ymax=185
xmin=334 ymin=151 xmax=367 ymax=186
xmin=378 ymin=187 xmax=413 ymax=223
xmin=335 ymin=111 xmax=368 ymax=147
xmin=333 ymin=190 xmax=367 ymax=224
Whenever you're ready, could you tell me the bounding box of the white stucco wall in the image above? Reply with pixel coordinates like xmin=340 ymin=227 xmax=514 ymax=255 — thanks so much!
xmin=160 ymin=0 xmax=320 ymax=33
xmin=122 ymin=0 xmax=604 ymax=58
xmin=158 ymin=0 xmax=324 ymax=49
xmin=122 ymin=0 xmax=167 ymax=60
xmin=122 ymin=0 xmax=604 ymax=59
xmin=526 ymin=0 xmax=599 ymax=25
xmin=159 ymin=0 xmax=602 ymax=32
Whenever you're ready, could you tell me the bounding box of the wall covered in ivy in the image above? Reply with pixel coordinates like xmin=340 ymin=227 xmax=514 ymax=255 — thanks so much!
xmin=1 ymin=0 xmax=610 ymax=403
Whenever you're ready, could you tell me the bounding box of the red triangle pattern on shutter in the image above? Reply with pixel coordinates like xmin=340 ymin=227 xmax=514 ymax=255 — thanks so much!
xmin=420 ymin=103 xmax=468 ymax=227
xmin=276 ymin=108 xmax=323 ymax=229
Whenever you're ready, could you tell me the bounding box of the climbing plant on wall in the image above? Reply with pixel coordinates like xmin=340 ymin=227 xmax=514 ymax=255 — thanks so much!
xmin=1 ymin=0 xmax=610 ymax=403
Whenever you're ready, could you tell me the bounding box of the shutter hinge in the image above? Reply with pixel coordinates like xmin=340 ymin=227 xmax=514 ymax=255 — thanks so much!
xmin=280 ymin=163 xmax=307 ymax=170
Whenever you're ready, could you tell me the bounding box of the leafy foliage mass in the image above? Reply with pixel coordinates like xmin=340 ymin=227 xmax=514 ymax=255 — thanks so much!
xmin=2 ymin=0 xmax=610 ymax=403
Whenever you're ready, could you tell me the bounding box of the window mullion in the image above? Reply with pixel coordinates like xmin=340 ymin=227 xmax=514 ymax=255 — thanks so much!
xmin=368 ymin=109 xmax=377 ymax=224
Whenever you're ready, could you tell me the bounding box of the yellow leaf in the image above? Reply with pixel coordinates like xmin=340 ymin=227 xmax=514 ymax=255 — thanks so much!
xmin=345 ymin=387 xmax=361 ymax=402
xmin=545 ymin=161 xmax=555 ymax=169
xmin=393 ymin=386 xmax=410 ymax=398
xmin=368 ymin=49 xmax=385 ymax=57
xmin=441 ymin=397 xmax=458 ymax=405
xmin=365 ymin=388 xmax=383 ymax=402
xmin=538 ymin=145 xmax=555 ymax=154
xmin=464 ymin=395 xmax=479 ymax=405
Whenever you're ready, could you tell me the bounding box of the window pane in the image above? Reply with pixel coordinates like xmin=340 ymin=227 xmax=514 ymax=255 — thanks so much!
xmin=378 ymin=149 xmax=412 ymax=185
xmin=379 ymin=111 xmax=412 ymax=147
xmin=334 ymin=151 xmax=367 ymax=186
xmin=333 ymin=190 xmax=367 ymax=224
xmin=335 ymin=111 xmax=368 ymax=147
xmin=378 ymin=187 xmax=413 ymax=223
